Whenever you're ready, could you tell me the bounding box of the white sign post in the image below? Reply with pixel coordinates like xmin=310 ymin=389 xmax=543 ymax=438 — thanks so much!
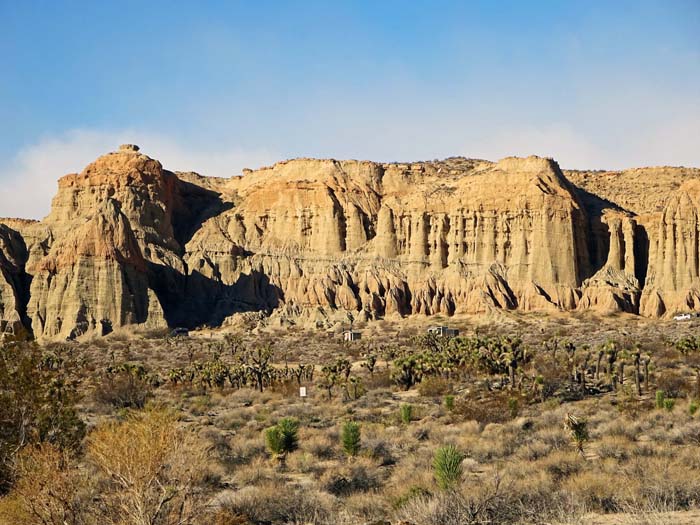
xmin=299 ymin=386 xmax=307 ymax=398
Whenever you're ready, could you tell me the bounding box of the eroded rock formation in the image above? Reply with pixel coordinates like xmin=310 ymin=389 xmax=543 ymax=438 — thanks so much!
xmin=1 ymin=145 xmax=699 ymax=339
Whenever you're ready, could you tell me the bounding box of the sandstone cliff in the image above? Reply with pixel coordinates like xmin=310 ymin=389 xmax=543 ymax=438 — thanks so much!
xmin=0 ymin=223 xmax=30 ymax=339
xmin=1 ymin=146 xmax=698 ymax=339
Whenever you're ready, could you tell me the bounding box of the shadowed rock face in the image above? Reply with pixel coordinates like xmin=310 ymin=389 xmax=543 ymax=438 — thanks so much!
xmin=1 ymin=146 xmax=698 ymax=339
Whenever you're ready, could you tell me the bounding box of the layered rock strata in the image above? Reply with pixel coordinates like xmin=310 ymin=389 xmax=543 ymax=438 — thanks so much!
xmin=1 ymin=145 xmax=699 ymax=339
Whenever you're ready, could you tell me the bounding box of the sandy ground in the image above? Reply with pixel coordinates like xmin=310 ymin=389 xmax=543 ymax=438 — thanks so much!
xmin=582 ymin=510 xmax=700 ymax=524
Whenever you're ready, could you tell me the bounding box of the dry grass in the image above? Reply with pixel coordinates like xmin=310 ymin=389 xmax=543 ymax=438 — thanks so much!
xmin=3 ymin=314 xmax=700 ymax=524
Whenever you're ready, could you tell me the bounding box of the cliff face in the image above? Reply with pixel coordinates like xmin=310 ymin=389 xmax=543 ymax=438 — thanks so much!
xmin=184 ymin=155 xmax=589 ymax=324
xmin=1 ymin=145 xmax=698 ymax=339
xmin=0 ymin=224 xmax=30 ymax=339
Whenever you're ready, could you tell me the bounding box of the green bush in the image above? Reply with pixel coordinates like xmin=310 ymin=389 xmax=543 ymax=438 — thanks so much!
xmin=655 ymin=390 xmax=666 ymax=409
xmin=433 ymin=444 xmax=465 ymax=490
xmin=264 ymin=417 xmax=299 ymax=457
xmin=663 ymin=398 xmax=676 ymax=412
xmin=400 ymin=404 xmax=413 ymax=425
xmin=444 ymin=395 xmax=455 ymax=412
xmin=508 ymin=397 xmax=519 ymax=418
xmin=690 ymin=400 xmax=699 ymax=416
xmin=341 ymin=421 xmax=361 ymax=457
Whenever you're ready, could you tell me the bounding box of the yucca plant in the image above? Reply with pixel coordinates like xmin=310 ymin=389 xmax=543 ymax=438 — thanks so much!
xmin=264 ymin=417 xmax=299 ymax=466
xmin=663 ymin=398 xmax=676 ymax=412
xmin=341 ymin=421 xmax=361 ymax=457
xmin=444 ymin=395 xmax=455 ymax=412
xmin=656 ymin=390 xmax=666 ymax=409
xmin=433 ymin=444 xmax=465 ymax=490
xmin=400 ymin=403 xmax=413 ymax=425
xmin=564 ymin=413 xmax=589 ymax=456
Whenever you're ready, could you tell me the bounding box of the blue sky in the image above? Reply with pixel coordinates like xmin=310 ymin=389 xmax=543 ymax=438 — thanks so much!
xmin=1 ymin=1 xmax=699 ymax=218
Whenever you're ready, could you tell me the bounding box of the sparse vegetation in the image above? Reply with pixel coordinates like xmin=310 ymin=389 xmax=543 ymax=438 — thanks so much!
xmin=3 ymin=315 xmax=700 ymax=524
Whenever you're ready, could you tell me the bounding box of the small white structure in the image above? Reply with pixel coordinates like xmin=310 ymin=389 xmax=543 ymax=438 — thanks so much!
xmin=673 ymin=313 xmax=692 ymax=321
xmin=343 ymin=330 xmax=362 ymax=342
xmin=427 ymin=325 xmax=459 ymax=338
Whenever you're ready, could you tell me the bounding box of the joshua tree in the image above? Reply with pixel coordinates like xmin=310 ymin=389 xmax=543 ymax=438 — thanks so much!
xmin=392 ymin=355 xmax=422 ymax=390
xmin=361 ymin=352 xmax=378 ymax=377
xmin=618 ymin=359 xmax=626 ymax=386
xmin=320 ymin=366 xmax=339 ymax=400
xmin=595 ymin=349 xmax=604 ymax=381
xmin=643 ymin=354 xmax=652 ymax=391
xmin=633 ymin=351 xmax=642 ymax=396
xmin=604 ymin=340 xmax=619 ymax=389
xmin=247 ymin=345 xmax=274 ymax=392
xmin=224 ymin=333 xmax=244 ymax=359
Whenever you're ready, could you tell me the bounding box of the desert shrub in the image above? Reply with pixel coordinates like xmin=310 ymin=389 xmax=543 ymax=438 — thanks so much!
xmin=454 ymin=393 xmax=512 ymax=425
xmin=530 ymin=353 xmax=569 ymax=400
xmin=433 ymin=445 xmax=465 ymax=490
xmin=656 ymin=370 xmax=688 ymax=398
xmin=539 ymin=450 xmax=584 ymax=482
xmin=222 ymin=481 xmax=334 ymax=524
xmin=400 ymin=404 xmax=413 ymax=424
xmin=0 ymin=444 xmax=90 ymax=525
xmin=418 ymin=376 xmax=451 ymax=397
xmin=444 ymin=395 xmax=455 ymax=411
xmin=393 ymin=475 xmax=516 ymax=525
xmin=320 ymin=460 xmax=381 ymax=496
xmin=596 ymin=435 xmax=632 ymax=461
xmin=94 ymin=370 xmax=152 ymax=409
xmin=264 ymin=417 xmax=299 ymax=457
xmin=364 ymin=437 xmax=396 ymax=466
xmin=268 ymin=378 xmax=298 ymax=397
xmin=664 ymin=398 xmax=676 ymax=412
xmin=366 ymin=369 xmax=393 ymax=389
xmin=0 ymin=344 xmax=85 ymax=494
xmin=392 ymin=485 xmax=433 ymax=509
xmin=341 ymin=421 xmax=361 ymax=457
xmin=87 ymin=408 xmax=209 ymax=525
xmin=690 ymin=400 xmax=699 ymax=416
xmin=561 ymin=470 xmax=623 ymax=513
xmin=303 ymin=432 xmax=336 ymax=460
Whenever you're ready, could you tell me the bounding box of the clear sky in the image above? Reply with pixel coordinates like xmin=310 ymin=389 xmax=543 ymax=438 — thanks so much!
xmin=1 ymin=0 xmax=699 ymax=218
